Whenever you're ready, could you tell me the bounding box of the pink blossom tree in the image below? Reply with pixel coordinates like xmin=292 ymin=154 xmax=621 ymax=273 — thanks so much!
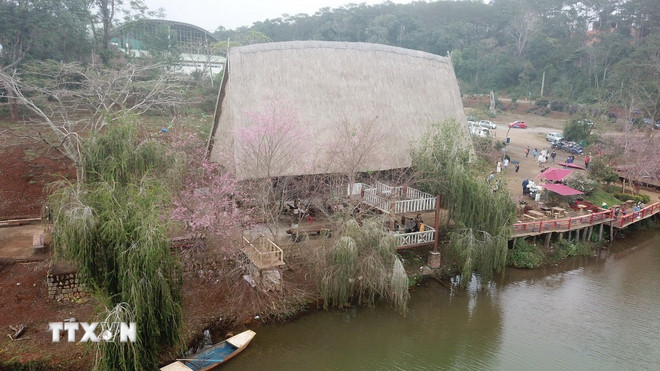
xmin=170 ymin=130 xmax=251 ymax=250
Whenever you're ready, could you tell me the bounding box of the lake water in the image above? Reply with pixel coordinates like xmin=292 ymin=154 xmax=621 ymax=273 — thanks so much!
xmin=225 ymin=230 xmax=660 ymax=371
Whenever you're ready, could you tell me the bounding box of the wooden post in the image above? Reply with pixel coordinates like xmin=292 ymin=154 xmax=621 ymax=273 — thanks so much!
xmin=599 ymin=224 xmax=604 ymax=242
xmin=433 ymin=195 xmax=440 ymax=253
xmin=558 ymin=232 xmax=563 ymax=241
xmin=609 ymin=222 xmax=614 ymax=241
xmin=544 ymin=232 xmax=552 ymax=248
xmin=513 ymin=237 xmax=517 ymax=248
xmin=575 ymin=228 xmax=580 ymax=242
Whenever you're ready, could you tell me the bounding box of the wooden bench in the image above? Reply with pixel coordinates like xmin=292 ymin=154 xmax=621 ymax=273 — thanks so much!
xmin=286 ymin=224 xmax=332 ymax=242
xmin=33 ymin=233 xmax=45 ymax=253
xmin=523 ymin=214 xmax=539 ymax=221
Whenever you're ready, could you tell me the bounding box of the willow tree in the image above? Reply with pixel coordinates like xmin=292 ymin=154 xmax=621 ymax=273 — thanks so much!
xmin=49 ymin=120 xmax=182 ymax=370
xmin=320 ymin=219 xmax=410 ymax=313
xmin=412 ymin=119 xmax=516 ymax=287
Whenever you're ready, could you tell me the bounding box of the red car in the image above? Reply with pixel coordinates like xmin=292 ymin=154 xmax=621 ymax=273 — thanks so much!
xmin=508 ymin=120 xmax=527 ymax=128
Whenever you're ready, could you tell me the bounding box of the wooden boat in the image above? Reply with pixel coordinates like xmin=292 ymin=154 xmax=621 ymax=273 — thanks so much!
xmin=161 ymin=330 xmax=256 ymax=371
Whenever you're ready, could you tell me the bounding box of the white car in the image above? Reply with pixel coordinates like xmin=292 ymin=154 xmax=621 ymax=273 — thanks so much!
xmin=469 ymin=124 xmax=491 ymax=138
xmin=546 ymin=132 xmax=563 ymax=142
xmin=478 ymin=120 xmax=497 ymax=129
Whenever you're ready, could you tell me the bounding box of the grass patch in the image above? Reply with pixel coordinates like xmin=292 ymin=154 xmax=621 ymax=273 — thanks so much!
xmin=585 ymin=188 xmax=620 ymax=207
xmin=507 ymin=239 xmax=544 ymax=268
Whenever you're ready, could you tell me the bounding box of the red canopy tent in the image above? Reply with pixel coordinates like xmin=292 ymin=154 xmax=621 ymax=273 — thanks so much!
xmin=558 ymin=162 xmax=586 ymax=170
xmin=543 ymin=183 xmax=584 ymax=196
xmin=537 ymin=168 xmax=573 ymax=182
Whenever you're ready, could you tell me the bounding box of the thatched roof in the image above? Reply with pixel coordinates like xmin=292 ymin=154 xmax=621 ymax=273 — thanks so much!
xmin=208 ymin=41 xmax=471 ymax=180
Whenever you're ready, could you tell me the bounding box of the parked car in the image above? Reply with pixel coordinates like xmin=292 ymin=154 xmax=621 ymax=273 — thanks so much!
xmin=478 ymin=120 xmax=497 ymax=129
xmin=508 ymin=120 xmax=527 ymax=128
xmin=546 ymin=132 xmax=563 ymax=142
xmin=470 ymin=126 xmax=491 ymax=138
xmin=551 ymin=139 xmax=583 ymax=155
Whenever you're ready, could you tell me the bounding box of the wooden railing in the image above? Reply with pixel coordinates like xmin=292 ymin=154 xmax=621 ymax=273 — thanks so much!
xmin=375 ymin=182 xmax=403 ymax=197
xmin=513 ymin=209 xmax=614 ymax=235
xmin=394 ymin=197 xmax=436 ymax=214
xmin=363 ymin=189 xmax=391 ymax=212
xmin=612 ymin=202 xmax=660 ymax=228
xmin=243 ymin=235 xmax=284 ymax=268
xmin=360 ymin=182 xmax=436 ymax=214
xmin=404 ymin=187 xmax=433 ymax=201
xmin=395 ymin=227 xmax=435 ymax=247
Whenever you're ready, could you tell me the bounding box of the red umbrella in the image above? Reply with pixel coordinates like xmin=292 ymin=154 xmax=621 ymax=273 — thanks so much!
xmin=558 ymin=162 xmax=586 ymax=170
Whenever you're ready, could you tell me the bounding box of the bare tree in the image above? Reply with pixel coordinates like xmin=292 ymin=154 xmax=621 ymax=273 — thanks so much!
xmin=0 ymin=60 xmax=190 ymax=181
xmin=507 ymin=8 xmax=539 ymax=58
xmin=233 ymin=99 xmax=310 ymax=234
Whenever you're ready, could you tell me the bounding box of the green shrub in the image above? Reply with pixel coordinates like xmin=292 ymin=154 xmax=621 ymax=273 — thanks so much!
xmin=590 ymin=157 xmax=620 ymax=184
xmin=566 ymin=174 xmax=599 ymax=195
xmin=613 ymin=193 xmax=650 ymax=204
xmin=603 ymin=184 xmax=620 ymax=193
xmin=535 ymin=99 xmax=549 ymax=107
xmin=563 ymin=117 xmax=595 ymax=143
xmin=549 ymin=240 xmax=593 ymax=262
xmin=507 ymin=240 xmax=543 ymax=268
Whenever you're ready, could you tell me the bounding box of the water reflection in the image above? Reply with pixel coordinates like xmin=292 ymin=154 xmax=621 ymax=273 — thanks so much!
xmin=224 ymin=230 xmax=660 ymax=370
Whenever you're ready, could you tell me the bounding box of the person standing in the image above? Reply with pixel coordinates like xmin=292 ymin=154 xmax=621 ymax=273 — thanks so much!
xmin=503 ymin=158 xmax=509 ymax=171
xmin=515 ymin=163 xmax=520 ymax=172
xmin=551 ymin=151 xmax=556 ymax=163
xmin=585 ymin=154 xmax=590 ymax=169
xmin=525 ymin=146 xmax=530 ymax=158
xmin=496 ymin=161 xmax=502 ymax=174
xmin=538 ymin=154 xmax=544 ymax=167
xmin=533 ymin=148 xmax=538 ymax=159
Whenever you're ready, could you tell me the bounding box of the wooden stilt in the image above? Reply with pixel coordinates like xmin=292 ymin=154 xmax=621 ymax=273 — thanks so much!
xmin=513 ymin=237 xmax=517 ymax=248
xmin=433 ymin=196 xmax=440 ymax=253
xmin=575 ymin=229 xmax=580 ymax=242
xmin=599 ymin=224 xmax=604 ymax=242
xmin=558 ymin=232 xmax=563 ymax=241
xmin=544 ymin=232 xmax=552 ymax=248
xmin=609 ymin=222 xmax=614 ymax=241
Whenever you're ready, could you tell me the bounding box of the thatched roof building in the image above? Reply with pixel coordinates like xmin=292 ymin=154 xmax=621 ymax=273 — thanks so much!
xmin=208 ymin=41 xmax=470 ymax=180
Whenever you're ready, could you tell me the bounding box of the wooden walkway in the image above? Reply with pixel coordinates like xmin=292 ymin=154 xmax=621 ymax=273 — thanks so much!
xmin=513 ymin=209 xmax=614 ymax=238
xmin=512 ymin=202 xmax=659 ymax=238
xmin=611 ymin=202 xmax=660 ymax=228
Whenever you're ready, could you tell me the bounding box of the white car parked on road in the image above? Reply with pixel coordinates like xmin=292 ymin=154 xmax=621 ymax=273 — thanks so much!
xmin=546 ymin=132 xmax=563 ymax=142
xmin=478 ymin=120 xmax=497 ymax=129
